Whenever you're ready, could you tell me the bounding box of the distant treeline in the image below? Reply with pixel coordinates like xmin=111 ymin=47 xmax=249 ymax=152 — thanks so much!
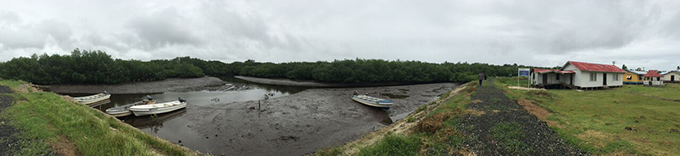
xmin=0 ymin=49 xmax=531 ymax=85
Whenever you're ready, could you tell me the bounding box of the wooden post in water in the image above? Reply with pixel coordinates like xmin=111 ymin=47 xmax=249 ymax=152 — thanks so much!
xmin=258 ymin=100 xmax=261 ymax=110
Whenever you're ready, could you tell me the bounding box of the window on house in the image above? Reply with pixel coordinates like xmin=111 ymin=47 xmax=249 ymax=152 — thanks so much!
xmin=556 ymin=74 xmax=560 ymax=80
xmin=614 ymin=74 xmax=619 ymax=81
xmin=639 ymin=76 xmax=642 ymax=80
xmin=626 ymin=75 xmax=632 ymax=80
xmin=590 ymin=73 xmax=597 ymax=81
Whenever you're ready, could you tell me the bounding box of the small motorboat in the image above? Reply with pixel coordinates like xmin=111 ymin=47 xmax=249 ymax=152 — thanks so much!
xmin=106 ymin=97 xmax=156 ymax=117
xmin=73 ymin=92 xmax=111 ymax=105
xmin=129 ymin=98 xmax=187 ymax=116
xmin=351 ymin=95 xmax=393 ymax=108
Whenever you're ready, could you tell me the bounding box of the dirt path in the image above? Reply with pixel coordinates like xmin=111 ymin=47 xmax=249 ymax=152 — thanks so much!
xmin=458 ymin=79 xmax=586 ymax=155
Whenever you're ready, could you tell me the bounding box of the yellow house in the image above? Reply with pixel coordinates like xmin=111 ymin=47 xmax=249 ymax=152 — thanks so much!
xmin=623 ymin=69 xmax=645 ymax=84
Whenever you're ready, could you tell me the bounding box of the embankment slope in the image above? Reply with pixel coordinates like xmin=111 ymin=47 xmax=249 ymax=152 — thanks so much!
xmin=0 ymin=80 xmax=202 ymax=155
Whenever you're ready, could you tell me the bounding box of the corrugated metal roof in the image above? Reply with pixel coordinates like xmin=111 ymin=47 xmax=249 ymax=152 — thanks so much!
xmin=643 ymin=70 xmax=663 ymax=77
xmin=567 ymin=61 xmax=626 ymax=73
xmin=625 ymin=69 xmax=647 ymax=75
xmin=661 ymin=70 xmax=680 ymax=75
xmin=533 ymin=68 xmax=575 ymax=74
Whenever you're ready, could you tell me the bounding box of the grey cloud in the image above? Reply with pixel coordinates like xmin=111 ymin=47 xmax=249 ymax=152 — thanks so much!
xmin=0 ymin=11 xmax=21 ymax=23
xmin=127 ymin=7 xmax=201 ymax=49
xmin=1 ymin=0 xmax=680 ymax=70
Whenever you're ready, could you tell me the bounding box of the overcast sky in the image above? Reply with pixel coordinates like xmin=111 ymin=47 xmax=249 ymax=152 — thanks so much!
xmin=1 ymin=0 xmax=679 ymax=70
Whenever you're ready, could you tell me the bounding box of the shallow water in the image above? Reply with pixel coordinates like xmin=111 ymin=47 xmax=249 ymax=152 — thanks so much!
xmin=68 ymin=78 xmax=457 ymax=155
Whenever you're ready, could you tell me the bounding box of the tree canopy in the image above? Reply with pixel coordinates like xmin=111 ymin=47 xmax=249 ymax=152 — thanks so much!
xmin=0 ymin=49 xmax=533 ymax=85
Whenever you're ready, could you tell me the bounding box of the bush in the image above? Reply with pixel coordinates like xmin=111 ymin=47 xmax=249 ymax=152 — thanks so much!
xmin=417 ymin=113 xmax=451 ymax=134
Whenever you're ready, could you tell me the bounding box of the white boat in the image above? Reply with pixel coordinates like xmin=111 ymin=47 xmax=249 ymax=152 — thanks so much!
xmin=129 ymin=99 xmax=187 ymax=116
xmin=106 ymin=100 xmax=156 ymax=117
xmin=73 ymin=93 xmax=111 ymax=105
xmin=351 ymin=95 xmax=393 ymax=108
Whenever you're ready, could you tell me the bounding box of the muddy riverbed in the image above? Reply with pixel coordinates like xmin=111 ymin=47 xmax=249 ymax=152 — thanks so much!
xmin=53 ymin=77 xmax=458 ymax=156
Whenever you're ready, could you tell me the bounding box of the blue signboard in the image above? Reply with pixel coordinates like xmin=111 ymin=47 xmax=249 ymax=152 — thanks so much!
xmin=518 ymin=68 xmax=530 ymax=76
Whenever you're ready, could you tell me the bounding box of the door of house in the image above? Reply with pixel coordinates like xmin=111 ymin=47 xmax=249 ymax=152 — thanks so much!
xmin=603 ymin=73 xmax=607 ymax=86
xmin=672 ymin=75 xmax=675 ymax=82
xmin=570 ymin=74 xmax=573 ymax=85
xmin=542 ymin=74 xmax=548 ymax=85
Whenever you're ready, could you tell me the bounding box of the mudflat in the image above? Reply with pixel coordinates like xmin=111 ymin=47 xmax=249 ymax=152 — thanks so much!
xmin=183 ymin=82 xmax=458 ymax=156
xmin=49 ymin=77 xmax=226 ymax=94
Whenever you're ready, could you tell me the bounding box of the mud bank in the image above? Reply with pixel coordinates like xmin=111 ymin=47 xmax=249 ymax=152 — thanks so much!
xmin=49 ymin=77 xmax=226 ymax=94
xmin=182 ymin=83 xmax=458 ymax=156
xmin=235 ymin=76 xmax=414 ymax=87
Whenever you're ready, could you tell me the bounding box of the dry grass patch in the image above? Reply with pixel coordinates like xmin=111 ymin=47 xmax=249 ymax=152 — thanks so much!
xmin=466 ymin=109 xmax=485 ymax=116
xmin=53 ymin=135 xmax=79 ymax=156
xmin=516 ymin=98 xmax=561 ymax=128
xmin=576 ymin=130 xmax=611 ymax=148
xmin=416 ymin=113 xmax=451 ymax=134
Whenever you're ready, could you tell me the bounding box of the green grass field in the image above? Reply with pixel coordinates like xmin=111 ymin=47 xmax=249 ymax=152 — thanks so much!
xmin=495 ymin=77 xmax=680 ymax=155
xmin=0 ymin=80 xmax=199 ymax=156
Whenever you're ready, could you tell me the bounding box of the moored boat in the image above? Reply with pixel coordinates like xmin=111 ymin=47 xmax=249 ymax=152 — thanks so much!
xmin=351 ymin=95 xmax=393 ymax=108
xmin=73 ymin=92 xmax=111 ymax=105
xmin=106 ymin=99 xmax=156 ymax=117
xmin=129 ymin=98 xmax=187 ymax=116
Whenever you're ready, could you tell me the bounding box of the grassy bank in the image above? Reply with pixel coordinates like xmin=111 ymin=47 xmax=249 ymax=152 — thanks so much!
xmin=316 ymin=82 xmax=477 ymax=156
xmin=495 ymin=77 xmax=680 ymax=155
xmin=0 ymin=80 xmax=200 ymax=156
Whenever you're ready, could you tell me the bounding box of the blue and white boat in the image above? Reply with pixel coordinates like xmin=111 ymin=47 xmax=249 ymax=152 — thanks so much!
xmin=351 ymin=95 xmax=393 ymax=108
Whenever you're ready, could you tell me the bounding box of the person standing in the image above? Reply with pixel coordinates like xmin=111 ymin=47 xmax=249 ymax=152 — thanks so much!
xmin=478 ymin=73 xmax=484 ymax=86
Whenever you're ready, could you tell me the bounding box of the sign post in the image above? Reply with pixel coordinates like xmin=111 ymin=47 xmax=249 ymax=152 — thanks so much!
xmin=518 ymin=68 xmax=530 ymax=88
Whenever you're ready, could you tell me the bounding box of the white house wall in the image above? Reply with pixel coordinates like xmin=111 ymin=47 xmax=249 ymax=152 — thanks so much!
xmin=606 ymin=73 xmax=623 ymax=86
xmin=563 ymin=64 xmax=582 ymax=87
xmin=663 ymin=72 xmax=680 ymax=82
xmin=578 ymin=71 xmax=623 ymax=88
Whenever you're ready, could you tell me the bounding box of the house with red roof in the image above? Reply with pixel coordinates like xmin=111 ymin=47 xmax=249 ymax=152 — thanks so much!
xmin=643 ymin=70 xmax=664 ymax=86
xmin=530 ymin=61 xmax=625 ymax=89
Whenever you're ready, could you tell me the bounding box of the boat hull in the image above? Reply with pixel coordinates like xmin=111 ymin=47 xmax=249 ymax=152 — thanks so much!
xmin=75 ymin=94 xmax=111 ymax=105
xmin=130 ymin=101 xmax=187 ymax=116
xmin=351 ymin=95 xmax=393 ymax=108
xmin=108 ymin=111 xmax=132 ymax=117
xmin=105 ymin=100 xmax=156 ymax=117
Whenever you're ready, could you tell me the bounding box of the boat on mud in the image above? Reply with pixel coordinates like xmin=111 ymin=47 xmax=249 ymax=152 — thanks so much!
xmin=351 ymin=95 xmax=393 ymax=108
xmin=106 ymin=97 xmax=156 ymax=117
xmin=73 ymin=92 xmax=111 ymax=105
xmin=129 ymin=98 xmax=187 ymax=116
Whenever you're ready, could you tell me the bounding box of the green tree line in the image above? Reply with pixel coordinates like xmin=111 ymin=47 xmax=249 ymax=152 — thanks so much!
xmin=0 ymin=49 xmax=531 ymax=85
xmin=0 ymin=49 xmax=205 ymax=84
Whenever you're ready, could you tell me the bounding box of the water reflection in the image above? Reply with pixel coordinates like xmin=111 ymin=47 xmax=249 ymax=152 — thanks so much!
xmin=121 ymin=109 xmax=187 ymax=133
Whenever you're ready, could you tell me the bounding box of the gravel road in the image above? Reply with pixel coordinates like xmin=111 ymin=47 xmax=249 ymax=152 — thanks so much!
xmin=459 ymin=79 xmax=586 ymax=155
xmin=0 ymin=86 xmax=20 ymax=156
